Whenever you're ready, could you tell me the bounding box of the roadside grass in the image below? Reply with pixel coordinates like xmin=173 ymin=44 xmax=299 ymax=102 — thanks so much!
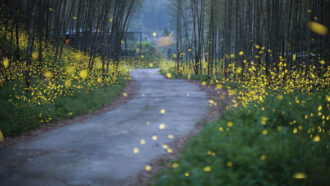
xmin=160 ymin=69 xmax=216 ymax=81
xmin=155 ymin=90 xmax=329 ymax=185
xmin=0 ymin=79 xmax=127 ymax=136
xmin=124 ymin=57 xmax=164 ymax=69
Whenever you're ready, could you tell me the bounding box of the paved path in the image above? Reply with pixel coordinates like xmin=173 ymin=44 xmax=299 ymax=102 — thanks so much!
xmin=0 ymin=69 xmax=208 ymax=186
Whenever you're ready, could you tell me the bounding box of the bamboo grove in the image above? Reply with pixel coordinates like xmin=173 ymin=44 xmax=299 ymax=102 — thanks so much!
xmin=0 ymin=0 xmax=140 ymax=110
xmin=0 ymin=0 xmax=138 ymax=91
xmin=172 ymin=0 xmax=329 ymax=80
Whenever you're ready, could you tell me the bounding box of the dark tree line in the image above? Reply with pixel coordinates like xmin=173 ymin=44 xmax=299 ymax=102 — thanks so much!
xmin=172 ymin=0 xmax=329 ymax=78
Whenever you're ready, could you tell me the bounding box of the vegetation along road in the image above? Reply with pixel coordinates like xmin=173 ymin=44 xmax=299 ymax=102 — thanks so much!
xmin=0 ymin=69 xmax=209 ymax=186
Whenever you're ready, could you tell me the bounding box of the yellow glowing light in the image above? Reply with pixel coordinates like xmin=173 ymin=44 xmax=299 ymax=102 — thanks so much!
xmin=160 ymin=109 xmax=166 ymax=114
xmin=236 ymin=67 xmax=242 ymax=74
xmin=80 ymin=70 xmax=88 ymax=79
xmin=168 ymin=134 xmax=174 ymax=139
xmin=262 ymin=129 xmax=268 ymax=135
xmin=3 ymin=58 xmax=9 ymax=68
xmin=133 ymin=147 xmax=139 ymax=154
xmin=159 ymin=124 xmax=165 ymax=130
xmin=153 ymin=32 xmax=157 ymax=37
xmin=293 ymin=172 xmax=307 ymax=179
xmin=307 ymin=21 xmax=328 ymax=36
xmin=313 ymin=135 xmax=320 ymax=142
xmin=260 ymin=154 xmax=266 ymax=160
xmin=66 ymin=66 xmax=75 ymax=74
xmin=172 ymin=163 xmax=179 ymax=168
xmin=74 ymin=51 xmax=84 ymax=62
xmin=140 ymin=139 xmax=146 ymax=145
xmin=260 ymin=116 xmax=268 ymax=125
xmin=293 ymin=128 xmax=298 ymax=134
xmin=152 ymin=135 xmax=158 ymax=140
xmin=65 ymin=80 xmax=71 ymax=88
xmin=292 ymin=54 xmax=296 ymax=61
xmin=277 ymin=95 xmax=283 ymax=100
xmin=43 ymin=71 xmax=53 ymax=79
xmin=239 ymin=51 xmax=244 ymax=56
xmin=32 ymin=52 xmax=39 ymax=60
xmin=145 ymin=165 xmax=152 ymax=171
xmin=166 ymin=73 xmax=172 ymax=78
xmin=203 ymin=166 xmax=212 ymax=172
xmin=123 ymin=92 xmax=128 ymax=97
xmin=227 ymin=121 xmax=233 ymax=127
xmin=0 ymin=130 xmax=4 ymax=142
xmin=215 ymin=84 xmax=223 ymax=90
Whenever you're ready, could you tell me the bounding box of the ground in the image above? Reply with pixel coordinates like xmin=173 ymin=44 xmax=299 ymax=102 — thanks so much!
xmin=0 ymin=69 xmax=209 ymax=186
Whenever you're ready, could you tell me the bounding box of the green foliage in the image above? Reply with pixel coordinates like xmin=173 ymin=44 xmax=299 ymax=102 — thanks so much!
xmin=160 ymin=69 xmax=222 ymax=82
xmin=0 ymin=79 xmax=127 ymax=136
xmin=155 ymin=91 xmax=330 ymax=186
xmin=138 ymin=41 xmax=161 ymax=59
xmin=0 ymin=18 xmax=131 ymax=138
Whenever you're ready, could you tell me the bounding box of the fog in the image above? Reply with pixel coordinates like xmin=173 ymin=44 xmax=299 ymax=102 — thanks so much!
xmin=129 ymin=0 xmax=172 ymax=38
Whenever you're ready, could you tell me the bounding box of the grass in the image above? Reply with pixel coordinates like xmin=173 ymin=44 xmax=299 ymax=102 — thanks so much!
xmin=0 ymin=79 xmax=127 ymax=136
xmin=154 ymin=90 xmax=329 ymax=185
xmin=160 ymin=69 xmax=216 ymax=81
xmin=125 ymin=57 xmax=163 ymax=69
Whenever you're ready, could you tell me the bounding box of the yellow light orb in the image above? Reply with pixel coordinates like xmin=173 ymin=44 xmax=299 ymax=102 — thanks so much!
xmin=3 ymin=58 xmax=9 ymax=68
xmin=65 ymin=80 xmax=71 ymax=88
xmin=80 ymin=70 xmax=88 ymax=79
xmin=43 ymin=71 xmax=53 ymax=79
xmin=307 ymin=21 xmax=328 ymax=36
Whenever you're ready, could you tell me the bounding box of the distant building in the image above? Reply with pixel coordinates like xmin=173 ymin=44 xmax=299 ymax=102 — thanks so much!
xmin=64 ymin=30 xmax=142 ymax=57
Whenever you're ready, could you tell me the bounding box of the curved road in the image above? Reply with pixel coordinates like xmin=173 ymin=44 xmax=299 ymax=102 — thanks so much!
xmin=0 ymin=69 xmax=208 ymax=186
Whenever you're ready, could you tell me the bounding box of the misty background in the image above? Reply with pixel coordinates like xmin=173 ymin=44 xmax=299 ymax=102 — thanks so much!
xmin=129 ymin=0 xmax=173 ymax=39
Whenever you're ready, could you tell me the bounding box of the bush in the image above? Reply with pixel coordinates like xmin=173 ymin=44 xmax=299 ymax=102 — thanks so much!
xmin=155 ymin=90 xmax=330 ymax=186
